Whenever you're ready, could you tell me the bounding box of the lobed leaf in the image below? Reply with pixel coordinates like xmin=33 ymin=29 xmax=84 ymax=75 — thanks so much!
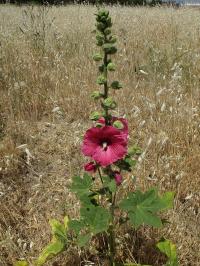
xmin=80 ymin=205 xmax=111 ymax=234
xmin=36 ymin=240 xmax=65 ymax=266
xmin=119 ymin=188 xmax=174 ymax=229
xmin=68 ymin=219 xmax=86 ymax=235
xmin=157 ymin=239 xmax=178 ymax=266
xmin=70 ymin=174 xmax=93 ymax=196
xmin=77 ymin=233 xmax=92 ymax=248
xmin=14 ymin=261 xmax=29 ymax=266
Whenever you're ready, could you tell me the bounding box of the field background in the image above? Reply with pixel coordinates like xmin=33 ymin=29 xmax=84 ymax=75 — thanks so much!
xmin=0 ymin=4 xmax=200 ymax=266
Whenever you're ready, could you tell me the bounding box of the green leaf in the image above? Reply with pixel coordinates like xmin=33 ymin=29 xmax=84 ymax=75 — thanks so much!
xmin=124 ymin=157 xmax=137 ymax=168
xmin=119 ymin=188 xmax=174 ymax=229
xmin=116 ymin=263 xmax=151 ymax=266
xmin=68 ymin=219 xmax=86 ymax=235
xmin=14 ymin=261 xmax=29 ymax=266
xmin=157 ymin=239 xmax=178 ymax=266
xmin=36 ymin=240 xmax=65 ymax=266
xmin=115 ymin=156 xmax=136 ymax=172
xmin=77 ymin=233 xmax=92 ymax=247
xmin=49 ymin=219 xmax=67 ymax=242
xmin=70 ymin=174 xmax=93 ymax=196
xmin=80 ymin=205 xmax=111 ymax=234
xmin=36 ymin=217 xmax=69 ymax=265
xmin=107 ymin=179 xmax=117 ymax=193
xmin=102 ymin=176 xmax=117 ymax=193
xmin=128 ymin=145 xmax=142 ymax=156
xmin=111 ymin=80 xmax=122 ymax=90
xmin=63 ymin=216 xmax=69 ymax=229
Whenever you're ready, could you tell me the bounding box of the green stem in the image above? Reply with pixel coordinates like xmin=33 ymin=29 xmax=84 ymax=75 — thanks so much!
xmin=97 ymin=166 xmax=104 ymax=185
xmin=108 ymin=191 xmax=116 ymax=266
xmin=103 ymin=33 xmax=109 ymax=124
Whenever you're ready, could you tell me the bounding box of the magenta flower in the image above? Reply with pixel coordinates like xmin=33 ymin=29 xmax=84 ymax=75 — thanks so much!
xmin=114 ymin=171 xmax=123 ymax=186
xmin=84 ymin=162 xmax=97 ymax=173
xmin=82 ymin=126 xmax=128 ymax=167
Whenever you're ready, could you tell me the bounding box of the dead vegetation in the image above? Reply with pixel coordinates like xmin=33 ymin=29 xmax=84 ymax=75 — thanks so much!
xmin=0 ymin=4 xmax=200 ymax=266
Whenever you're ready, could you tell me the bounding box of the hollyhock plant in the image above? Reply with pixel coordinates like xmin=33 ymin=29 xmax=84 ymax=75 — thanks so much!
xmin=19 ymin=8 xmax=175 ymax=266
xmin=82 ymin=126 xmax=128 ymax=167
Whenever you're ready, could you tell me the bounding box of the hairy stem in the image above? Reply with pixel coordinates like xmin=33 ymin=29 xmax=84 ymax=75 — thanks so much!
xmin=108 ymin=192 xmax=116 ymax=266
xmin=97 ymin=166 xmax=104 ymax=184
xmin=103 ymin=33 xmax=109 ymax=124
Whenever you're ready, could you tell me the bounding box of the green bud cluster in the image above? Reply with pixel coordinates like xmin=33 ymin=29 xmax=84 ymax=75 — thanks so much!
xmin=91 ymin=8 xmax=123 ymax=124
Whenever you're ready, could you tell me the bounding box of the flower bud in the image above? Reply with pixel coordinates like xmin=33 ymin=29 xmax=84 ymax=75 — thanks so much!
xmin=103 ymin=43 xmax=117 ymax=55
xmin=113 ymin=120 xmax=124 ymax=130
xmin=84 ymin=162 xmax=97 ymax=173
xmin=91 ymin=91 xmax=103 ymax=100
xmin=96 ymin=75 xmax=107 ymax=85
xmin=109 ymin=37 xmax=117 ymax=44
xmin=103 ymin=97 xmax=117 ymax=109
xmin=107 ymin=62 xmax=116 ymax=71
xmin=98 ymin=117 xmax=106 ymax=125
xmin=111 ymin=81 xmax=122 ymax=90
xmin=90 ymin=111 xmax=101 ymax=121
xmin=93 ymin=53 xmax=103 ymax=62
xmin=98 ymin=9 xmax=109 ymax=18
xmin=96 ymin=22 xmax=106 ymax=31
xmin=114 ymin=171 xmax=123 ymax=186
xmin=104 ymin=28 xmax=111 ymax=35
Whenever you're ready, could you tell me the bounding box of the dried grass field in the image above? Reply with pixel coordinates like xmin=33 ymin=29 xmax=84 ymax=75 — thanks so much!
xmin=0 ymin=4 xmax=200 ymax=266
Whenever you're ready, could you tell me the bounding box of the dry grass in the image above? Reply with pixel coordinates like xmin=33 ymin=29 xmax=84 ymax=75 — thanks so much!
xmin=0 ymin=4 xmax=200 ymax=266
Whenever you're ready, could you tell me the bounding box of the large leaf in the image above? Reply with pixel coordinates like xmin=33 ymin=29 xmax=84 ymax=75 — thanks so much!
xmin=49 ymin=217 xmax=68 ymax=242
xmin=70 ymin=174 xmax=93 ymax=197
xmin=80 ymin=205 xmax=111 ymax=234
xmin=102 ymin=175 xmax=117 ymax=193
xmin=36 ymin=240 xmax=65 ymax=266
xmin=119 ymin=188 xmax=174 ymax=229
xmin=36 ymin=217 xmax=69 ymax=265
xmin=116 ymin=263 xmax=150 ymax=266
xmin=68 ymin=219 xmax=86 ymax=235
xmin=14 ymin=261 xmax=29 ymax=266
xmin=157 ymin=239 xmax=178 ymax=266
xmin=77 ymin=233 xmax=92 ymax=247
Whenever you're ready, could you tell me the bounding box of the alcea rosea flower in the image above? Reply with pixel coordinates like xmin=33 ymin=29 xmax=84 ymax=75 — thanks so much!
xmin=114 ymin=171 xmax=123 ymax=186
xmin=82 ymin=126 xmax=128 ymax=167
xmin=84 ymin=162 xmax=97 ymax=173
